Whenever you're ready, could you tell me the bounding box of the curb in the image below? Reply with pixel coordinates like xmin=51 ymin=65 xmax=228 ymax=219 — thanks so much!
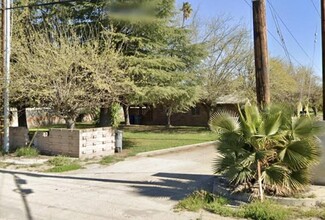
xmin=136 ymin=141 xmax=218 ymax=157
xmin=213 ymin=176 xmax=325 ymax=207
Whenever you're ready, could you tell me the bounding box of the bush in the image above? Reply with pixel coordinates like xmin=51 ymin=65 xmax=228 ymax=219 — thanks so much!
xmin=48 ymin=156 xmax=71 ymax=166
xmin=46 ymin=163 xmax=81 ymax=172
xmin=47 ymin=155 xmax=81 ymax=172
xmin=243 ymin=200 xmax=290 ymax=220
xmin=15 ymin=147 xmax=39 ymax=157
xmin=210 ymin=102 xmax=325 ymax=196
xmin=176 ymin=190 xmax=228 ymax=212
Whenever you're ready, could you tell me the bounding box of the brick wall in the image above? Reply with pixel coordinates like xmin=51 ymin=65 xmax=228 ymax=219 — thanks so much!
xmin=9 ymin=127 xmax=29 ymax=150
xmin=33 ymin=127 xmax=115 ymax=158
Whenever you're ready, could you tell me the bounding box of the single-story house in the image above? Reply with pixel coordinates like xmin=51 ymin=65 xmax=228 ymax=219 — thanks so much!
xmin=129 ymin=94 xmax=248 ymax=127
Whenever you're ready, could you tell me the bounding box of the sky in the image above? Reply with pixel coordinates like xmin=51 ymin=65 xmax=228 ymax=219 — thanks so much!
xmin=176 ymin=0 xmax=322 ymax=76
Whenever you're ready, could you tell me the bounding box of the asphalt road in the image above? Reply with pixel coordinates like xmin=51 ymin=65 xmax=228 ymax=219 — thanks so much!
xmin=0 ymin=144 xmax=232 ymax=220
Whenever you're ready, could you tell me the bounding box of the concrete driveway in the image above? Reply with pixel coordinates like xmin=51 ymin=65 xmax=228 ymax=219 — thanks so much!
xmin=0 ymin=144 xmax=231 ymax=220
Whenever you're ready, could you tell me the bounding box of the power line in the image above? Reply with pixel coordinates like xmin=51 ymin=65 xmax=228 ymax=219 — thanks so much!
xmin=242 ymin=0 xmax=304 ymax=67
xmin=7 ymin=0 xmax=85 ymax=10
xmin=268 ymin=3 xmax=293 ymax=67
xmin=309 ymin=0 xmax=321 ymax=17
xmin=267 ymin=0 xmax=315 ymax=65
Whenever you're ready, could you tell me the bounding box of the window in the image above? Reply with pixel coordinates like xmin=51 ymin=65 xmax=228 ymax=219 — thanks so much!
xmin=191 ymin=106 xmax=200 ymax=115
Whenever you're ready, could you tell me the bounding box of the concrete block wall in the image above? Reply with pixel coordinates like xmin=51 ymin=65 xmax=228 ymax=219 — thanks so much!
xmin=312 ymin=133 xmax=325 ymax=185
xmin=34 ymin=127 xmax=115 ymax=158
xmin=9 ymin=127 xmax=29 ymax=150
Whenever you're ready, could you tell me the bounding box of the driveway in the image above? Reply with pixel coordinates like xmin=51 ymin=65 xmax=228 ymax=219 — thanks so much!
xmin=0 ymin=144 xmax=231 ymax=220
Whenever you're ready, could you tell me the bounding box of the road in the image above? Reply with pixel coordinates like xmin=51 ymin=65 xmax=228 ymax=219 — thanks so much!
xmin=0 ymin=144 xmax=232 ymax=220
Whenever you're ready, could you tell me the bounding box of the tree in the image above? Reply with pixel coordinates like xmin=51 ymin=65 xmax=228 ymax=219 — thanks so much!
xmin=197 ymin=17 xmax=252 ymax=123
xmin=11 ymin=0 xmax=206 ymax=127
xmin=210 ymin=102 xmax=324 ymax=199
xmin=269 ymin=58 xmax=298 ymax=103
xmin=181 ymin=2 xmax=192 ymax=27
xmin=102 ymin=0 xmax=205 ymax=126
xmin=11 ymin=27 xmax=124 ymax=129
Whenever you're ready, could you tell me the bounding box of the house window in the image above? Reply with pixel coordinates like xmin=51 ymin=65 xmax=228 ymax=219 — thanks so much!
xmin=191 ymin=106 xmax=200 ymax=115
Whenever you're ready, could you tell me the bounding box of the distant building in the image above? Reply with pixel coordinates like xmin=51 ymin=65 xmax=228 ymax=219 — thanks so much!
xmin=129 ymin=94 xmax=248 ymax=127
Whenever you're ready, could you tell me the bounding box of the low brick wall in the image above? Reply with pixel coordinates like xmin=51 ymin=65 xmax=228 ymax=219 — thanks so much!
xmin=33 ymin=127 xmax=115 ymax=158
xmin=9 ymin=127 xmax=29 ymax=150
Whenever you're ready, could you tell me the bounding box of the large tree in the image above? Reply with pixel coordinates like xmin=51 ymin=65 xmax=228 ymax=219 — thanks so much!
xmin=196 ymin=17 xmax=252 ymax=122
xmin=11 ymin=27 xmax=124 ymax=129
xmin=100 ymin=0 xmax=205 ymax=126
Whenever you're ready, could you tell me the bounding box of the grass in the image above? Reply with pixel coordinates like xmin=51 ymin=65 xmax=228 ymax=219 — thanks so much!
xmin=122 ymin=125 xmax=216 ymax=156
xmin=100 ymin=155 xmax=124 ymax=165
xmin=46 ymin=155 xmax=81 ymax=173
xmin=176 ymin=190 xmax=325 ymax=220
xmin=15 ymin=147 xmax=39 ymax=157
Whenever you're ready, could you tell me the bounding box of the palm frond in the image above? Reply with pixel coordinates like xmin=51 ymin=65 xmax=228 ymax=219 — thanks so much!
xmin=285 ymin=169 xmax=310 ymax=194
xmin=217 ymin=132 xmax=245 ymax=154
xmin=263 ymin=164 xmax=289 ymax=186
xmin=209 ymin=111 xmax=240 ymax=133
xmin=261 ymin=112 xmax=282 ymax=136
xmin=281 ymin=140 xmax=320 ymax=171
xmin=291 ymin=117 xmax=314 ymax=139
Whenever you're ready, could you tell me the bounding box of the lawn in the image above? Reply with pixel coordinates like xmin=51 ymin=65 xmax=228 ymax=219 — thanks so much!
xmin=122 ymin=125 xmax=216 ymax=155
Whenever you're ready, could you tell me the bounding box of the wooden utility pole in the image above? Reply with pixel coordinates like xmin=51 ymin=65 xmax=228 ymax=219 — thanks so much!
xmin=322 ymin=0 xmax=325 ymax=120
xmin=252 ymin=0 xmax=270 ymax=107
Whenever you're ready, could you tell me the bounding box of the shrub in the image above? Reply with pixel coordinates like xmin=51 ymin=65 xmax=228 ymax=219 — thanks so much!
xmin=242 ymin=200 xmax=290 ymax=220
xmin=46 ymin=163 xmax=81 ymax=172
xmin=15 ymin=147 xmax=39 ymax=157
xmin=46 ymin=155 xmax=81 ymax=172
xmin=48 ymin=156 xmax=71 ymax=166
xmin=175 ymin=190 xmax=227 ymax=212
xmin=210 ymin=102 xmax=325 ymax=197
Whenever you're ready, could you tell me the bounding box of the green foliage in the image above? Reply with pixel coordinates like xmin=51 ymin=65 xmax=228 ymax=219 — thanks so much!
xmin=15 ymin=147 xmax=39 ymax=157
xmin=242 ymin=200 xmax=289 ymax=220
xmin=48 ymin=156 xmax=71 ymax=166
xmin=100 ymin=155 xmax=124 ymax=165
xmin=110 ymin=103 xmax=123 ymax=128
xmin=175 ymin=190 xmax=227 ymax=212
xmin=47 ymin=156 xmax=81 ymax=172
xmin=12 ymin=26 xmax=124 ymax=129
xmin=176 ymin=190 xmax=325 ymax=220
xmin=123 ymin=126 xmax=215 ymax=155
xmin=46 ymin=163 xmax=82 ymax=173
xmin=210 ymin=102 xmax=324 ymax=196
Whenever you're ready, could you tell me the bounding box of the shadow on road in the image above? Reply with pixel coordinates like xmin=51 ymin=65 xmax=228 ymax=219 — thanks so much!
xmin=1 ymin=169 xmax=214 ymax=201
xmin=13 ymin=174 xmax=34 ymax=220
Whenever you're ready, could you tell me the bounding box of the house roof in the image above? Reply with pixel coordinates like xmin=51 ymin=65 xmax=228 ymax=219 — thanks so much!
xmin=215 ymin=94 xmax=248 ymax=104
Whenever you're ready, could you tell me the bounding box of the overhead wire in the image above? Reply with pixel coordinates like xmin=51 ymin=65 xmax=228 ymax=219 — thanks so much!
xmin=309 ymin=0 xmax=321 ymax=17
xmin=6 ymin=0 xmax=85 ymax=10
xmin=268 ymin=3 xmax=293 ymax=67
xmin=242 ymin=0 xmax=305 ymax=67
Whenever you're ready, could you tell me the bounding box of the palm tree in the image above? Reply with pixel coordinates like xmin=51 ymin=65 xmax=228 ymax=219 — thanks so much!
xmin=181 ymin=2 xmax=192 ymax=28
xmin=210 ymin=102 xmax=324 ymax=200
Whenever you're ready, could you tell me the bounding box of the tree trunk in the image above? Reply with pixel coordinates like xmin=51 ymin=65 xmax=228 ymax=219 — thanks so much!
xmin=65 ymin=117 xmax=76 ymax=129
xmin=166 ymin=108 xmax=172 ymax=128
xmin=123 ymin=105 xmax=130 ymax=126
xmin=17 ymin=106 xmax=27 ymax=127
xmin=202 ymin=103 xmax=213 ymax=130
xmin=99 ymin=107 xmax=111 ymax=127
xmin=257 ymin=160 xmax=264 ymax=201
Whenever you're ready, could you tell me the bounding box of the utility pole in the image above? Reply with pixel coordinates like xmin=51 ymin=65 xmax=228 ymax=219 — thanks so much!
xmin=2 ymin=0 xmax=11 ymax=152
xmin=252 ymin=0 xmax=270 ymax=107
xmin=320 ymin=0 xmax=325 ymax=121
